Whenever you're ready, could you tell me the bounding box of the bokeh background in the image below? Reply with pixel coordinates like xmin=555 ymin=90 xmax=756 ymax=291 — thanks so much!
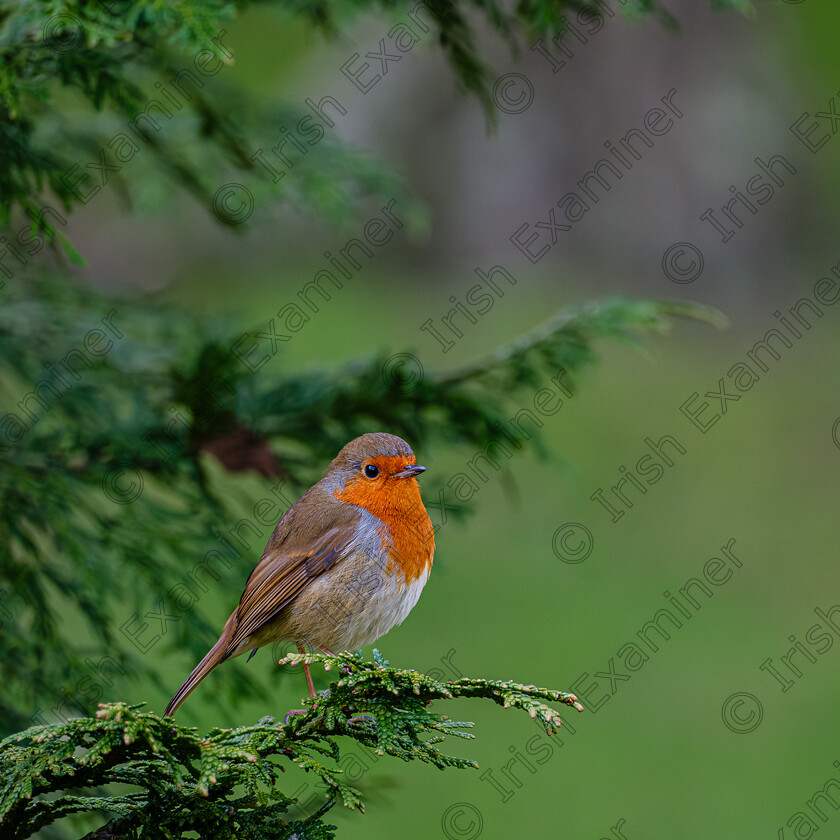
xmin=11 ymin=0 xmax=840 ymax=837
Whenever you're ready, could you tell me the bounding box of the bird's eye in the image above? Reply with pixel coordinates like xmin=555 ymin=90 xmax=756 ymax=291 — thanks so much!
xmin=364 ymin=464 xmax=380 ymax=478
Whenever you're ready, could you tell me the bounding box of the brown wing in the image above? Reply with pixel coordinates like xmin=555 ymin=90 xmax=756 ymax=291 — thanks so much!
xmin=165 ymin=493 xmax=358 ymax=715
xmin=222 ymin=491 xmax=358 ymax=655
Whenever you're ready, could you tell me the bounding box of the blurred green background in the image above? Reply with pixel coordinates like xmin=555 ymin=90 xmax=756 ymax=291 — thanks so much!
xmin=9 ymin=0 xmax=840 ymax=837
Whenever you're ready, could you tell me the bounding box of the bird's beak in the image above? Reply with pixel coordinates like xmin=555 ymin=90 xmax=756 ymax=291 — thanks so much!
xmin=394 ymin=464 xmax=426 ymax=479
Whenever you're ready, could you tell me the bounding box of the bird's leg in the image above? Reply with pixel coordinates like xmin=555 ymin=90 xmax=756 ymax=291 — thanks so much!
xmin=317 ymin=645 xmax=335 ymax=656
xmin=283 ymin=644 xmax=317 ymax=723
xmin=298 ymin=643 xmax=316 ymax=699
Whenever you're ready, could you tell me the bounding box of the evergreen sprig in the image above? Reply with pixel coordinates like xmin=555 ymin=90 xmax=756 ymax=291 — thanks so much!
xmin=0 ymin=651 xmax=583 ymax=839
xmin=1 ymin=0 xmax=753 ymax=246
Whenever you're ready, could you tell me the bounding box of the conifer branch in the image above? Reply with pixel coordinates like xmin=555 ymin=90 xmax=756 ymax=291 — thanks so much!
xmin=0 ymin=0 xmax=754 ymax=243
xmin=0 ymin=652 xmax=583 ymax=839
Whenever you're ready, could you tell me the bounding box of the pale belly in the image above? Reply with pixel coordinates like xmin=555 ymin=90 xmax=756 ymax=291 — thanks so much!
xmin=246 ymin=549 xmax=430 ymax=653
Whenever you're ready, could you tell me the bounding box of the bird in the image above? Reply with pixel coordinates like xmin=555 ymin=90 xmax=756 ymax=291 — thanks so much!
xmin=164 ymin=432 xmax=435 ymax=716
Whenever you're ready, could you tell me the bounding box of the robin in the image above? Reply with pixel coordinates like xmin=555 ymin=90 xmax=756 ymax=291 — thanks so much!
xmin=164 ymin=432 xmax=435 ymax=716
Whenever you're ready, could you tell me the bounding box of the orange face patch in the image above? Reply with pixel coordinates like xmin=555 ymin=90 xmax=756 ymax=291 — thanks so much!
xmin=333 ymin=455 xmax=435 ymax=584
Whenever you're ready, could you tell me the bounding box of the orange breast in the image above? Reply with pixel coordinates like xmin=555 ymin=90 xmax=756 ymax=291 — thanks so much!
xmin=334 ymin=458 xmax=435 ymax=585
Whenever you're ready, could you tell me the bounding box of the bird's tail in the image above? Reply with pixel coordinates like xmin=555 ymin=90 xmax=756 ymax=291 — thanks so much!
xmin=164 ymin=613 xmax=237 ymax=717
